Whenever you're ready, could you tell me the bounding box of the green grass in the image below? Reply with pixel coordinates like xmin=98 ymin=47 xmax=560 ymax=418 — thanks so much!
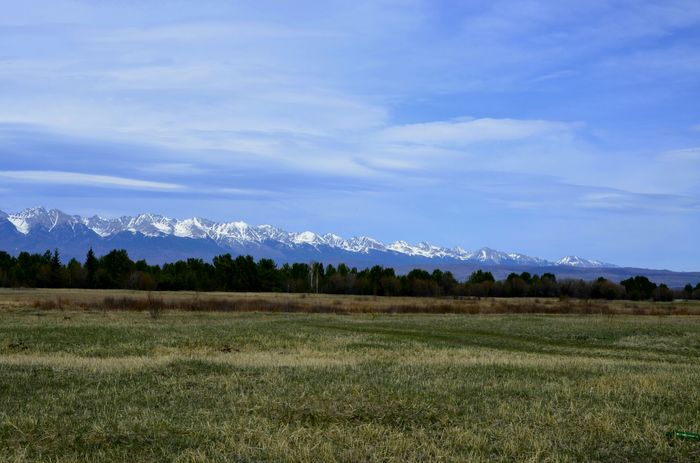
xmin=2 ymin=309 xmax=700 ymax=462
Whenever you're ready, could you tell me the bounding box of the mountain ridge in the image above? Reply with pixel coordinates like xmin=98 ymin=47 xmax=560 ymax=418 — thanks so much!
xmin=1 ymin=206 xmax=613 ymax=268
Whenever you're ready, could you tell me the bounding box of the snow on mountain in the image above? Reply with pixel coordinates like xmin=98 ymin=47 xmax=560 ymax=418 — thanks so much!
xmin=387 ymin=241 xmax=452 ymax=258
xmin=347 ymin=236 xmax=386 ymax=253
xmin=322 ymin=233 xmax=349 ymax=249
xmin=0 ymin=207 xmax=616 ymax=267
xmin=82 ymin=215 xmax=129 ymax=237
xmin=208 ymin=221 xmax=262 ymax=246
xmin=256 ymin=224 xmax=292 ymax=244
xmin=458 ymin=247 xmax=547 ymax=265
xmin=292 ymin=231 xmax=324 ymax=247
xmin=8 ymin=207 xmax=80 ymax=234
xmin=173 ymin=217 xmax=214 ymax=239
xmin=126 ymin=214 xmax=176 ymax=236
xmin=387 ymin=240 xmax=418 ymax=255
xmin=555 ymin=256 xmax=614 ymax=268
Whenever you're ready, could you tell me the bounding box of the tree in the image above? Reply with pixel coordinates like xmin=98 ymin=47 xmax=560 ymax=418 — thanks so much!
xmin=213 ymin=254 xmax=236 ymax=291
xmin=504 ymin=274 xmax=529 ymax=297
xmin=98 ymin=249 xmax=134 ymax=288
xmin=67 ymin=258 xmax=84 ymax=288
xmin=654 ymin=284 xmax=674 ymax=302
xmin=532 ymin=273 xmax=560 ymax=297
xmin=258 ymin=258 xmax=282 ymax=292
xmin=468 ymin=270 xmax=495 ymax=285
xmin=620 ymin=276 xmax=656 ymax=300
xmin=434 ymin=270 xmax=458 ymax=295
xmin=683 ymin=284 xmax=693 ymax=300
xmin=405 ymin=269 xmax=437 ymax=296
xmin=49 ymin=249 xmax=65 ymax=288
xmin=592 ymin=277 xmax=625 ymax=300
xmin=85 ymin=248 xmax=98 ymax=289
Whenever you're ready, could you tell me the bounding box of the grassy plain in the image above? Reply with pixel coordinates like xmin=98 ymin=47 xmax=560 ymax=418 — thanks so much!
xmin=1 ymin=291 xmax=700 ymax=461
xmin=1 ymin=287 xmax=700 ymax=315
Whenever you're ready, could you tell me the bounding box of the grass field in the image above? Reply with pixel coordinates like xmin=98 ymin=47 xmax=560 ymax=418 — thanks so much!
xmin=2 ymin=294 xmax=700 ymax=461
xmin=2 ymin=288 xmax=700 ymax=315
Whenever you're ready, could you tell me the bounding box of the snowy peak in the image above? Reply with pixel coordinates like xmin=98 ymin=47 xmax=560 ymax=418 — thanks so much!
xmin=461 ymin=247 xmax=545 ymax=265
xmin=1 ymin=207 xmax=617 ymax=268
xmin=256 ymin=224 xmax=290 ymax=242
xmin=387 ymin=240 xmax=451 ymax=258
xmin=8 ymin=207 xmax=80 ymax=234
xmin=555 ymin=256 xmax=615 ymax=268
xmin=173 ymin=217 xmax=213 ymax=239
xmin=82 ymin=215 xmax=131 ymax=237
xmin=292 ymin=231 xmax=324 ymax=246
xmin=347 ymin=236 xmax=385 ymax=253
xmin=472 ymin=247 xmax=503 ymax=262
xmin=126 ymin=213 xmax=176 ymax=236
xmin=322 ymin=233 xmax=349 ymax=249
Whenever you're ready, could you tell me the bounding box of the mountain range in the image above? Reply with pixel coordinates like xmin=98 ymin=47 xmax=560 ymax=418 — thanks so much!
xmin=0 ymin=207 xmax=610 ymax=267
xmin=1 ymin=207 xmax=698 ymax=286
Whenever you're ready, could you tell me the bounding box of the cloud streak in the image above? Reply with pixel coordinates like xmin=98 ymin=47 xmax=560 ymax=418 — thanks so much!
xmin=0 ymin=1 xmax=699 ymax=269
xmin=377 ymin=118 xmax=576 ymax=146
xmin=0 ymin=170 xmax=182 ymax=191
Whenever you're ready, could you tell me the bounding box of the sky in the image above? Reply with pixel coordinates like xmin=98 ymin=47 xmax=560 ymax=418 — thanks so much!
xmin=0 ymin=0 xmax=699 ymax=270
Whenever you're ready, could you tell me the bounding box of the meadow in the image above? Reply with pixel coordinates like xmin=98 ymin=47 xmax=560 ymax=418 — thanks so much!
xmin=1 ymin=290 xmax=700 ymax=461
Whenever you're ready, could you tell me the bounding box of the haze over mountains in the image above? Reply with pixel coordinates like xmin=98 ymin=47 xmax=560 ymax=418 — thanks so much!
xmin=1 ymin=207 xmax=698 ymax=286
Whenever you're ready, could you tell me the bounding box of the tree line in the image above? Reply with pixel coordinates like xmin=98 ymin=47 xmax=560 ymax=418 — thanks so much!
xmin=1 ymin=248 xmax=698 ymax=301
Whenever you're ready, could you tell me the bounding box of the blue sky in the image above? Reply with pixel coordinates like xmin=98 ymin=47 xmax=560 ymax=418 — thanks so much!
xmin=1 ymin=0 xmax=699 ymax=269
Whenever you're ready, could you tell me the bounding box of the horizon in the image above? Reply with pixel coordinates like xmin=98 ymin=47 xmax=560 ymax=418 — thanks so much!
xmin=1 ymin=1 xmax=699 ymax=270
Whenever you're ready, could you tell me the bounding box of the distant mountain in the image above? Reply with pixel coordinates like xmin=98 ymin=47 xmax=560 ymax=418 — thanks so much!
xmin=555 ymin=256 xmax=613 ymax=268
xmin=1 ymin=207 xmax=698 ymax=286
xmin=0 ymin=207 xmax=615 ymax=269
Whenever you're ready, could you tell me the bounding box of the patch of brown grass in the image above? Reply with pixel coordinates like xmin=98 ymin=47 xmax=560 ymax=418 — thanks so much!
xmin=1 ymin=288 xmax=698 ymax=315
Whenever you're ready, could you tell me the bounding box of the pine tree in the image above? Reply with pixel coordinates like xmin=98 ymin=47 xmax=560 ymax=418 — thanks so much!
xmin=85 ymin=248 xmax=98 ymax=289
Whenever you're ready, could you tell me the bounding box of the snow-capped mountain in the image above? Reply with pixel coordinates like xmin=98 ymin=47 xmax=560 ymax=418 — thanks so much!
xmin=7 ymin=207 xmax=79 ymax=234
xmin=0 ymin=207 xmax=616 ymax=268
xmin=555 ymin=256 xmax=612 ymax=268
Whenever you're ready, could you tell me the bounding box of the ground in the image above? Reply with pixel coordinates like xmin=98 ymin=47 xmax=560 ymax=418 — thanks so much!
xmin=1 ymin=293 xmax=700 ymax=461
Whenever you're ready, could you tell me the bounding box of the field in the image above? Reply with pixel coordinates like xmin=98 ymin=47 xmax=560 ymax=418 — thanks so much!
xmin=2 ymin=291 xmax=700 ymax=461
xmin=2 ymin=288 xmax=700 ymax=315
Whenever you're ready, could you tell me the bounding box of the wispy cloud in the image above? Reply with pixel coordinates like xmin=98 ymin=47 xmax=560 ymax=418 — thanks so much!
xmin=138 ymin=163 xmax=209 ymax=176
xmin=218 ymin=187 xmax=278 ymax=197
xmin=376 ymin=118 xmax=576 ymax=146
xmin=1 ymin=1 xmax=699 ymax=268
xmin=529 ymin=69 xmax=577 ymax=83
xmin=578 ymin=190 xmax=700 ymax=213
xmin=0 ymin=170 xmax=182 ymax=191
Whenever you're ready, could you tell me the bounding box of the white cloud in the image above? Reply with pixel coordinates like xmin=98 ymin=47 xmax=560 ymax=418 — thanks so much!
xmin=0 ymin=170 xmax=182 ymax=191
xmin=218 ymin=187 xmax=277 ymax=197
xmin=376 ymin=118 xmax=576 ymax=146
xmin=138 ymin=163 xmax=209 ymax=175
xmin=578 ymin=190 xmax=700 ymax=213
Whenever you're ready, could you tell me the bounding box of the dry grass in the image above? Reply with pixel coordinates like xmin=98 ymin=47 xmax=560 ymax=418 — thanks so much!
xmin=1 ymin=310 xmax=700 ymax=461
xmin=0 ymin=287 xmax=698 ymax=315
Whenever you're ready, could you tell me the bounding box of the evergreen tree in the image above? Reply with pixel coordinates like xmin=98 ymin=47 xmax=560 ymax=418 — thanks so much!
xmin=85 ymin=248 xmax=98 ymax=289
